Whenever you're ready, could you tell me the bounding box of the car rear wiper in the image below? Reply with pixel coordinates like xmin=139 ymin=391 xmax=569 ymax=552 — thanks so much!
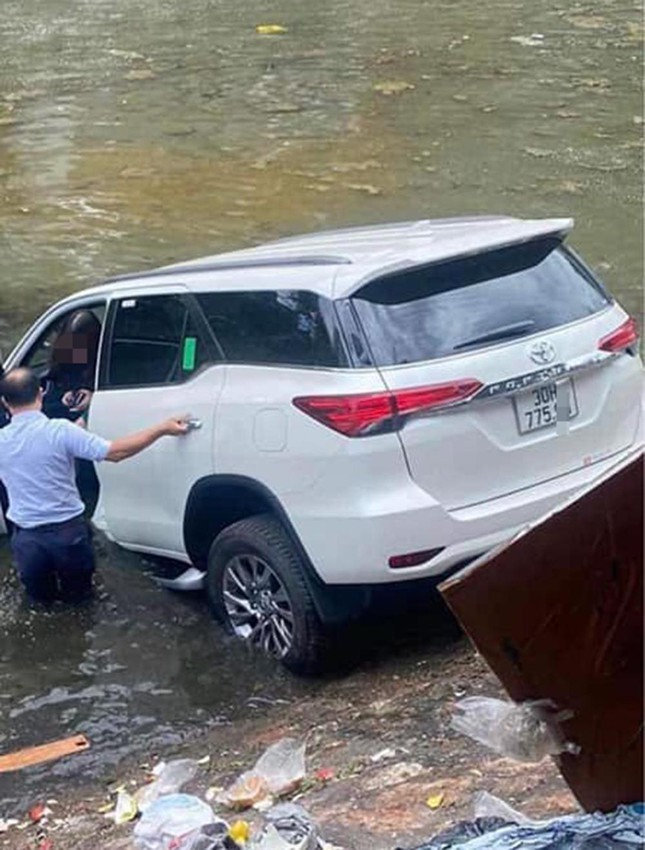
xmin=452 ymin=320 xmax=536 ymax=352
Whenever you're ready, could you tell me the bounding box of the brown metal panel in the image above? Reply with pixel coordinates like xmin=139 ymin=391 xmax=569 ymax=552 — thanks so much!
xmin=440 ymin=451 xmax=644 ymax=812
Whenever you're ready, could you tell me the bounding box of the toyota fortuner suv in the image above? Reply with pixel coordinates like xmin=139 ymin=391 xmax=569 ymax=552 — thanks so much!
xmin=3 ymin=216 xmax=642 ymax=672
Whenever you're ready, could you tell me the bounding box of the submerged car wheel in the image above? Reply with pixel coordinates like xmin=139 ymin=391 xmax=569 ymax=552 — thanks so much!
xmin=207 ymin=514 xmax=329 ymax=674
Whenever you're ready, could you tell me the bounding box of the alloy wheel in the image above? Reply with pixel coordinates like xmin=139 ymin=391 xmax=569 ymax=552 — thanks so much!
xmin=222 ymin=554 xmax=295 ymax=658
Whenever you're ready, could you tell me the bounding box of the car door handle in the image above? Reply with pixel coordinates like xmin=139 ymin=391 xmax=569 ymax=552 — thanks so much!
xmin=186 ymin=418 xmax=202 ymax=431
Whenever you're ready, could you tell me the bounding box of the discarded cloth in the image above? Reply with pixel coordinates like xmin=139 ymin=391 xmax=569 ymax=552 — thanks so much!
xmin=404 ymin=803 xmax=645 ymax=849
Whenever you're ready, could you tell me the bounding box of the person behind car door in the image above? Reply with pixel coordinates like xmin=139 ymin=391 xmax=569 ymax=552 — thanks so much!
xmin=43 ymin=309 xmax=102 ymax=423
xmin=0 ymin=367 xmax=189 ymax=604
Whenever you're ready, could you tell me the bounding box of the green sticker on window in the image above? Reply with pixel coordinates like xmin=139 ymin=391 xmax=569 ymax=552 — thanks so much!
xmin=182 ymin=336 xmax=197 ymax=371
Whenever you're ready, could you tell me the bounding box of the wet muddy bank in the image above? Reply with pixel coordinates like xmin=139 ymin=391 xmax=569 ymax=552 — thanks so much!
xmin=3 ymin=635 xmax=576 ymax=850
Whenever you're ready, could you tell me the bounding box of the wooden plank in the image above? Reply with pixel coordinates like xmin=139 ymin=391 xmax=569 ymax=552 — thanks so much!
xmin=0 ymin=734 xmax=90 ymax=773
xmin=440 ymin=450 xmax=643 ymax=813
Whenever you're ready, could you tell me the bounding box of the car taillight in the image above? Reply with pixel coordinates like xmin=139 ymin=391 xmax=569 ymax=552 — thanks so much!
xmin=293 ymin=379 xmax=482 ymax=437
xmin=598 ymin=317 xmax=639 ymax=353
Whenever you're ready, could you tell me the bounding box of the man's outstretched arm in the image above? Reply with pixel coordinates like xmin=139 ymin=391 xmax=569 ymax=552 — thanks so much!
xmin=106 ymin=417 xmax=189 ymax=463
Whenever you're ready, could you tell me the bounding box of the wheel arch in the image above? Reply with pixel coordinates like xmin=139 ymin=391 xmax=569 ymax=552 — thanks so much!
xmin=182 ymin=474 xmax=369 ymax=624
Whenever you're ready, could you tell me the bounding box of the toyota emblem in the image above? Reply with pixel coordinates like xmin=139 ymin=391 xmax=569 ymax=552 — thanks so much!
xmin=528 ymin=340 xmax=556 ymax=365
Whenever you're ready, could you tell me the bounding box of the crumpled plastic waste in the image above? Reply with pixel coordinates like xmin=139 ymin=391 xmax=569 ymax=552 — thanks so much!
xmin=401 ymin=803 xmax=645 ymax=849
xmin=113 ymin=788 xmax=139 ymax=824
xmin=182 ymin=821 xmax=242 ymax=850
xmin=450 ymin=697 xmax=580 ymax=762
xmin=219 ymin=739 xmax=306 ymax=810
xmin=249 ymin=803 xmax=339 ymax=850
xmin=136 ymin=759 xmax=201 ymax=812
xmin=472 ymin=792 xmax=536 ymax=826
xmin=133 ymin=794 xmax=222 ymax=850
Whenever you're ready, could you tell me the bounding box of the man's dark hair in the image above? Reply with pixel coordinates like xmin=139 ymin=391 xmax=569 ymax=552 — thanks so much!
xmin=0 ymin=368 xmax=41 ymax=408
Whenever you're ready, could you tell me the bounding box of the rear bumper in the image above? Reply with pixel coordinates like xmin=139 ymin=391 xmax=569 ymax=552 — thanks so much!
xmin=287 ymin=443 xmax=642 ymax=585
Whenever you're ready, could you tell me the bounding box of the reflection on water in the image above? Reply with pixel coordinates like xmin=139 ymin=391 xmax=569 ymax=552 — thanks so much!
xmin=0 ymin=0 xmax=641 ymax=808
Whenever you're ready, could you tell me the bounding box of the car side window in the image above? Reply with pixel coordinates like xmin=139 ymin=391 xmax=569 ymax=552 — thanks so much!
xmin=104 ymin=295 xmax=210 ymax=388
xmin=20 ymin=304 xmax=106 ymax=379
xmin=195 ymin=290 xmax=348 ymax=368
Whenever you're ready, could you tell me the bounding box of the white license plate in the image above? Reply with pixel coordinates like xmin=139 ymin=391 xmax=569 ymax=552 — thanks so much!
xmin=513 ymin=380 xmax=578 ymax=434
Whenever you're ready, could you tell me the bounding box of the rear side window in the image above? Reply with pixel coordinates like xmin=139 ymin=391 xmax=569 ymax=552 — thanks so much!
xmin=196 ymin=290 xmax=348 ymax=368
xmin=105 ymin=295 xmax=210 ymax=388
xmin=352 ymin=241 xmax=610 ymax=366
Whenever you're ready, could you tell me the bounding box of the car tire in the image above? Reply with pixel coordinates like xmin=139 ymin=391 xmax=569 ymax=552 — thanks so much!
xmin=206 ymin=514 xmax=329 ymax=675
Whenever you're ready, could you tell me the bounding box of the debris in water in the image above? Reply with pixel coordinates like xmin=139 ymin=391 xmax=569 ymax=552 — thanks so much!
xmin=510 ymin=34 xmax=545 ymax=47
xmin=346 ymin=183 xmax=382 ymax=195
xmin=124 ymin=69 xmax=156 ymax=81
xmin=256 ymin=24 xmax=288 ymax=35
xmin=566 ymin=15 xmax=607 ymax=30
xmin=373 ymin=80 xmax=416 ymax=96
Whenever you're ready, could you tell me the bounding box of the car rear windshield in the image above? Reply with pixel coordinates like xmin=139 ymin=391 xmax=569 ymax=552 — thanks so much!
xmin=351 ymin=240 xmax=611 ymax=366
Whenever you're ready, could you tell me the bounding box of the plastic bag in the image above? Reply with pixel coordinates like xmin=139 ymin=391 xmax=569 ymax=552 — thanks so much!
xmin=250 ymin=803 xmax=317 ymax=849
xmin=133 ymin=794 xmax=219 ymax=850
xmin=472 ymin=792 xmax=535 ymax=826
xmin=182 ymin=822 xmax=241 ymax=850
xmin=220 ymin=739 xmax=306 ymax=810
xmin=136 ymin=759 xmax=200 ymax=812
xmin=450 ymin=697 xmax=580 ymax=762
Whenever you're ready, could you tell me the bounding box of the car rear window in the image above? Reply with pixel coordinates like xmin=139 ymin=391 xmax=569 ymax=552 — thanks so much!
xmin=196 ymin=290 xmax=349 ymax=368
xmin=351 ymin=240 xmax=610 ymax=366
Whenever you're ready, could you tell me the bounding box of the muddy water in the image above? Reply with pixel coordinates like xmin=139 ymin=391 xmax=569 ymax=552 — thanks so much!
xmin=0 ymin=0 xmax=642 ymax=809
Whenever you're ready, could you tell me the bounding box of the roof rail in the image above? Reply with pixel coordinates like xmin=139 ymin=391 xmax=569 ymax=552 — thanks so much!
xmin=102 ymin=254 xmax=351 ymax=285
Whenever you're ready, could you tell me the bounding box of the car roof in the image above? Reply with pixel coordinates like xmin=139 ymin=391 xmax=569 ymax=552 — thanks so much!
xmin=87 ymin=215 xmax=573 ymax=301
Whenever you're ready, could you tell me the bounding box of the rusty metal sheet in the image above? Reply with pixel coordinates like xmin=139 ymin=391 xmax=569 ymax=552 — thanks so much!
xmin=440 ymin=449 xmax=644 ymax=813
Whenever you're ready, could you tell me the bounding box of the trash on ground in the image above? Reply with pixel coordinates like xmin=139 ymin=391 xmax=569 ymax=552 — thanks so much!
xmin=0 ymin=734 xmax=90 ymax=772
xmin=255 ymin=24 xmax=288 ymax=35
xmin=426 ymin=793 xmax=444 ymax=810
xmin=472 ymin=791 xmax=535 ymax=826
xmin=401 ymin=817 xmax=510 ymax=849
xmin=136 ymin=758 xmax=201 ymax=811
xmin=403 ymin=802 xmax=645 ymax=849
xmin=113 ymin=789 xmax=139 ymax=824
xmin=229 ymin=820 xmax=251 ymax=844
xmin=28 ymin=803 xmax=51 ymax=823
xmin=370 ymin=747 xmax=397 ymax=762
xmin=220 ymin=739 xmax=306 ymax=810
xmin=450 ymin=697 xmax=580 ymax=762
xmin=133 ymin=794 xmax=221 ymax=849
xmin=249 ymin=803 xmax=325 ymax=849
xmin=183 ymin=821 xmax=242 ymax=849
xmin=314 ymin=767 xmax=334 ymax=783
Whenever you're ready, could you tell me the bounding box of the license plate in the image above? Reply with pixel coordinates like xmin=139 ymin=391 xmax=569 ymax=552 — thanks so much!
xmin=513 ymin=380 xmax=578 ymax=434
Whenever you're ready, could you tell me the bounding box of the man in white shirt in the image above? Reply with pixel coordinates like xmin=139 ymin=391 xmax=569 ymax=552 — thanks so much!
xmin=0 ymin=367 xmax=188 ymax=603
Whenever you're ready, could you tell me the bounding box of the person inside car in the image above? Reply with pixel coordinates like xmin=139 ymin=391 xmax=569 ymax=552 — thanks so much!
xmin=43 ymin=309 xmax=102 ymax=423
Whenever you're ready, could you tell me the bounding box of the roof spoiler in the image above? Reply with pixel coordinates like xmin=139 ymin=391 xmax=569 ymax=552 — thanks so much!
xmin=338 ymin=217 xmax=574 ymax=298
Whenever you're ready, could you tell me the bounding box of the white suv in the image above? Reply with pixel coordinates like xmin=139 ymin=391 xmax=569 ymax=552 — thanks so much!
xmin=3 ymin=216 xmax=642 ymax=672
